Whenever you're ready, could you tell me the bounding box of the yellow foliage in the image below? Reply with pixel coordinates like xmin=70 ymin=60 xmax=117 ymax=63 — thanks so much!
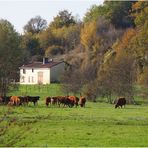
xmin=80 ymin=21 xmax=98 ymax=50
xmin=115 ymin=28 xmax=136 ymax=56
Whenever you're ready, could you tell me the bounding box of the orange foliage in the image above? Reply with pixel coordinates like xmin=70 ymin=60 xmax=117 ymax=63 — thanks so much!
xmin=114 ymin=28 xmax=137 ymax=57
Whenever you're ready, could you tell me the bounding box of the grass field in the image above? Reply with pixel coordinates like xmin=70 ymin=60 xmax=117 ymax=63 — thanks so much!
xmin=0 ymin=84 xmax=148 ymax=147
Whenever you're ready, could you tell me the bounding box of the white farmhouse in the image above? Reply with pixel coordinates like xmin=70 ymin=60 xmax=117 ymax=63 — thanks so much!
xmin=19 ymin=58 xmax=67 ymax=84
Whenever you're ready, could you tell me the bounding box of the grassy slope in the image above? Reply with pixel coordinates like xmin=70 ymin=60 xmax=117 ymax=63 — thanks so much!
xmin=0 ymin=84 xmax=148 ymax=147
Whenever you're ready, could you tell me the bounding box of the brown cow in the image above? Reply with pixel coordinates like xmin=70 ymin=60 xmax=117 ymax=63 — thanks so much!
xmin=57 ymin=96 xmax=74 ymax=108
xmin=115 ymin=97 xmax=126 ymax=108
xmin=68 ymin=96 xmax=79 ymax=107
xmin=9 ymin=96 xmax=20 ymax=106
xmin=45 ymin=97 xmax=51 ymax=107
xmin=51 ymin=97 xmax=58 ymax=105
xmin=79 ymin=96 xmax=86 ymax=107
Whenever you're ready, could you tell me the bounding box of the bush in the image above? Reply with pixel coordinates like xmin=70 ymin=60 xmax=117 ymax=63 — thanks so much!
xmin=45 ymin=45 xmax=64 ymax=56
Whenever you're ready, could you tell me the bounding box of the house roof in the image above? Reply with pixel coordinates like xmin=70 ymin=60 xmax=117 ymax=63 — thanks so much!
xmin=20 ymin=61 xmax=64 ymax=69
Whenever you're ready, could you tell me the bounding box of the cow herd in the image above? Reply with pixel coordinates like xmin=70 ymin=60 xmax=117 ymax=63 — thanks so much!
xmin=0 ymin=96 xmax=40 ymax=106
xmin=0 ymin=95 xmax=126 ymax=108
xmin=0 ymin=95 xmax=86 ymax=108
xmin=45 ymin=96 xmax=86 ymax=108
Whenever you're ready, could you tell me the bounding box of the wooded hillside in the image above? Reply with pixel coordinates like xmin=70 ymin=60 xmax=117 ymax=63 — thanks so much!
xmin=0 ymin=1 xmax=147 ymax=101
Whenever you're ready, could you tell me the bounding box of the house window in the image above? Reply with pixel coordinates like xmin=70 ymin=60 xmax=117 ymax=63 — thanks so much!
xmin=32 ymin=69 xmax=34 ymax=72
xmin=23 ymin=69 xmax=26 ymax=74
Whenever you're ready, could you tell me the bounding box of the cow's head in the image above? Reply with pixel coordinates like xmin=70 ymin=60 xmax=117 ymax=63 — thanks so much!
xmin=115 ymin=104 xmax=118 ymax=108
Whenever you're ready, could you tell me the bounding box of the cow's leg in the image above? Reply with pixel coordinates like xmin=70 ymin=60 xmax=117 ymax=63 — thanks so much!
xmin=46 ymin=102 xmax=49 ymax=107
xmin=33 ymin=101 xmax=36 ymax=106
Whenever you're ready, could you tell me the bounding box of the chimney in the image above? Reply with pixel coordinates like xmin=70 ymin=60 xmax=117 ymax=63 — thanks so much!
xmin=43 ymin=57 xmax=49 ymax=64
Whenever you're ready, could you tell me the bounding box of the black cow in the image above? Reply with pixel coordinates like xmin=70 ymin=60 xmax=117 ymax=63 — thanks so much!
xmin=18 ymin=96 xmax=29 ymax=105
xmin=115 ymin=97 xmax=126 ymax=108
xmin=0 ymin=96 xmax=11 ymax=105
xmin=27 ymin=96 xmax=40 ymax=106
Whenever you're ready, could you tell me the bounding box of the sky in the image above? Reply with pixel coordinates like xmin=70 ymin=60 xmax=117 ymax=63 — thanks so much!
xmin=0 ymin=0 xmax=104 ymax=34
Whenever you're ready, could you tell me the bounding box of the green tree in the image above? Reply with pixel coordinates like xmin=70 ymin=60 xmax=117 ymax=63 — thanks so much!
xmin=21 ymin=33 xmax=43 ymax=59
xmin=24 ymin=16 xmax=47 ymax=34
xmin=49 ymin=10 xmax=76 ymax=29
xmin=0 ymin=19 xmax=23 ymax=96
xmin=104 ymin=1 xmax=136 ymax=28
xmin=83 ymin=5 xmax=108 ymax=23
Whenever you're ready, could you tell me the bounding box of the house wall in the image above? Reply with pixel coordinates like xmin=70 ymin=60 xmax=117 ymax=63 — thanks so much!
xmin=50 ymin=62 xmax=65 ymax=82
xmin=20 ymin=68 xmax=50 ymax=84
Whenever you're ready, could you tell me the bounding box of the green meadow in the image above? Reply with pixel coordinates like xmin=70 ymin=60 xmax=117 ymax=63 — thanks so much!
xmin=0 ymin=84 xmax=148 ymax=147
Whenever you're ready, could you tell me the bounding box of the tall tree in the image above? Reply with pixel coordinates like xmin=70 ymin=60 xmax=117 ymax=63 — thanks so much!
xmin=0 ymin=19 xmax=23 ymax=96
xmin=24 ymin=16 xmax=47 ymax=34
xmin=49 ymin=10 xmax=76 ymax=29
xmin=83 ymin=5 xmax=107 ymax=23
xmin=104 ymin=1 xmax=136 ymax=28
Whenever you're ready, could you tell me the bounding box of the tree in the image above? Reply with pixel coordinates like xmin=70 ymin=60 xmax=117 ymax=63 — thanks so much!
xmin=21 ymin=32 xmax=44 ymax=60
xmin=0 ymin=19 xmax=23 ymax=96
xmin=98 ymin=53 xmax=135 ymax=103
xmin=38 ymin=28 xmax=55 ymax=50
xmin=83 ymin=1 xmax=136 ymax=28
xmin=83 ymin=5 xmax=108 ymax=23
xmin=24 ymin=16 xmax=47 ymax=34
xmin=61 ymin=59 xmax=98 ymax=101
xmin=81 ymin=17 xmax=123 ymax=60
xmin=49 ymin=10 xmax=76 ymax=29
xmin=104 ymin=1 xmax=136 ymax=28
xmin=132 ymin=1 xmax=148 ymax=27
xmin=39 ymin=24 xmax=81 ymax=55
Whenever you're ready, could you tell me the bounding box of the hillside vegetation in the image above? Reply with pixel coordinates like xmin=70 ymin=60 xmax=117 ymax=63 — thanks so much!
xmin=0 ymin=1 xmax=147 ymax=101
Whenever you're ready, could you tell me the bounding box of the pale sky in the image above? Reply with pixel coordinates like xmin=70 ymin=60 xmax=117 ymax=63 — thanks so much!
xmin=0 ymin=0 xmax=104 ymax=34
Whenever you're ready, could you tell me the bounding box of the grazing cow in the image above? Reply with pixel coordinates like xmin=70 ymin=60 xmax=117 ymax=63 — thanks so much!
xmin=27 ymin=96 xmax=40 ymax=106
xmin=45 ymin=97 xmax=51 ymax=107
xmin=51 ymin=97 xmax=58 ymax=105
xmin=7 ymin=101 xmax=14 ymax=106
xmin=115 ymin=97 xmax=126 ymax=108
xmin=57 ymin=96 xmax=74 ymax=108
xmin=68 ymin=96 xmax=79 ymax=107
xmin=9 ymin=96 xmax=20 ymax=106
xmin=0 ymin=96 xmax=11 ymax=104
xmin=79 ymin=96 xmax=86 ymax=107
xmin=18 ymin=96 xmax=29 ymax=105
xmin=57 ymin=96 xmax=67 ymax=107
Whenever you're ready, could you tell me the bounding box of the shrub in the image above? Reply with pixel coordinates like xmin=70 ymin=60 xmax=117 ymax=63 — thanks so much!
xmin=45 ymin=45 xmax=64 ymax=56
